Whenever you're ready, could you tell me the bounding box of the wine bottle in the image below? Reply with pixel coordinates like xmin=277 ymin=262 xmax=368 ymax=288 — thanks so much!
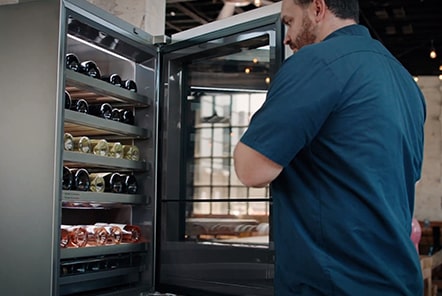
xmin=101 ymin=74 xmax=122 ymax=87
xmin=86 ymin=225 xmax=108 ymax=246
xmin=62 ymin=166 xmax=73 ymax=190
xmin=122 ymin=79 xmax=137 ymax=92
xmin=94 ymin=223 xmax=122 ymax=245
xmin=124 ymin=225 xmax=142 ymax=242
xmin=67 ymin=226 xmax=88 ymax=248
xmin=73 ymin=136 xmax=91 ymax=153
xmin=60 ymin=226 xmax=70 ymax=248
xmin=107 ymin=225 xmax=122 ymax=245
xmin=71 ymin=98 xmax=89 ymax=113
xmin=65 ymin=90 xmax=72 ymax=109
xmin=90 ymin=139 xmax=109 ymax=157
xmin=64 ymin=133 xmax=74 ymax=151
xmin=111 ymin=223 xmax=142 ymax=243
xmin=122 ymin=174 xmax=138 ymax=194
xmin=100 ymin=172 xmax=124 ymax=193
xmin=120 ymin=109 xmax=135 ymax=125
xmin=65 ymin=53 xmax=81 ymax=72
xmin=89 ymin=173 xmax=105 ymax=193
xmin=89 ymin=103 xmax=113 ymax=119
xmin=80 ymin=60 xmax=101 ymax=79
xmin=108 ymin=142 xmax=124 ymax=159
xmin=72 ymin=168 xmax=90 ymax=191
xmin=122 ymin=145 xmax=140 ymax=161
xmin=109 ymin=108 xmax=134 ymax=125
xmin=110 ymin=108 xmax=122 ymax=122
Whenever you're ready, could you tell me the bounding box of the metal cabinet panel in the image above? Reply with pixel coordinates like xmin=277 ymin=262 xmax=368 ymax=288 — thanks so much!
xmin=0 ymin=1 xmax=64 ymax=295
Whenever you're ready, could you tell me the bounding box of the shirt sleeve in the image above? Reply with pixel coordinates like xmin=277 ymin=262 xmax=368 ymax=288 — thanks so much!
xmin=240 ymin=51 xmax=342 ymax=167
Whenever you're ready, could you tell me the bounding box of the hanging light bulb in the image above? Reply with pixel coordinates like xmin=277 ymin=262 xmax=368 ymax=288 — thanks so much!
xmin=430 ymin=40 xmax=437 ymax=59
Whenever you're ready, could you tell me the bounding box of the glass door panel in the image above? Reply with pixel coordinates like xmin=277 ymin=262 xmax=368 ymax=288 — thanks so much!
xmin=159 ymin=7 xmax=283 ymax=294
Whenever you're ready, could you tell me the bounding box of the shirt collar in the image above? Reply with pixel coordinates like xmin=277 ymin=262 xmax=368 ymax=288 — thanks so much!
xmin=323 ymin=24 xmax=370 ymax=41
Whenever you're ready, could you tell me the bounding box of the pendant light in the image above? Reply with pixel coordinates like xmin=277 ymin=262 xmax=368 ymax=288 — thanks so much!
xmin=430 ymin=40 xmax=437 ymax=59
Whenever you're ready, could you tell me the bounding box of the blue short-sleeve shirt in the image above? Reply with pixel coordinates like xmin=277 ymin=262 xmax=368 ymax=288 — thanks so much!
xmin=240 ymin=25 xmax=426 ymax=295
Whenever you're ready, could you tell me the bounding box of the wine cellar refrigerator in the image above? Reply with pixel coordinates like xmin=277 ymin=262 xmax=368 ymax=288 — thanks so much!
xmin=0 ymin=0 xmax=283 ymax=295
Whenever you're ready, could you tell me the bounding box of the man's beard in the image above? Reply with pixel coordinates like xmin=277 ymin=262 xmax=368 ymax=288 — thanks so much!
xmin=293 ymin=13 xmax=317 ymax=51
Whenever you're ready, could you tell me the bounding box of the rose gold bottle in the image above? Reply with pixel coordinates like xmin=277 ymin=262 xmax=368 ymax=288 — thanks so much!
xmin=60 ymin=226 xmax=70 ymax=248
xmin=68 ymin=226 xmax=88 ymax=248
xmin=111 ymin=223 xmax=142 ymax=243
xmin=86 ymin=225 xmax=108 ymax=246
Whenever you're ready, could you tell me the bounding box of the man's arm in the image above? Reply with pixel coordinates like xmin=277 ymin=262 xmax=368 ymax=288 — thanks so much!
xmin=233 ymin=141 xmax=283 ymax=188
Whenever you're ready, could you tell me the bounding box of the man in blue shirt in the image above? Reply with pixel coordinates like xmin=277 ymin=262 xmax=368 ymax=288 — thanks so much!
xmin=234 ymin=0 xmax=426 ymax=295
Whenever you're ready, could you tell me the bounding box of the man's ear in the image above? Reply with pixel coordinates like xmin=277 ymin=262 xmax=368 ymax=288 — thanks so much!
xmin=312 ymin=0 xmax=326 ymax=20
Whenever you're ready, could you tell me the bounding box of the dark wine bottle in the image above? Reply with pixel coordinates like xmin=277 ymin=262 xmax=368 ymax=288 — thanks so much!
xmin=62 ymin=166 xmax=74 ymax=190
xmin=123 ymin=174 xmax=138 ymax=194
xmin=102 ymin=172 xmax=124 ymax=193
xmin=65 ymin=90 xmax=72 ymax=109
xmin=122 ymin=79 xmax=137 ymax=92
xmin=110 ymin=108 xmax=121 ymax=122
xmin=109 ymin=108 xmax=134 ymax=125
xmin=72 ymin=168 xmax=90 ymax=191
xmin=89 ymin=103 xmax=113 ymax=119
xmin=80 ymin=60 xmax=101 ymax=79
xmin=101 ymin=74 xmax=122 ymax=87
xmin=120 ymin=109 xmax=135 ymax=125
xmin=65 ymin=53 xmax=81 ymax=72
xmin=71 ymin=99 xmax=89 ymax=113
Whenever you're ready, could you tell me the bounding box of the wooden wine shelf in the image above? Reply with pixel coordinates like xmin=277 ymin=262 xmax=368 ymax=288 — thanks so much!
xmin=63 ymin=150 xmax=147 ymax=171
xmin=64 ymin=109 xmax=151 ymax=139
xmin=62 ymin=190 xmax=149 ymax=205
xmin=60 ymin=242 xmax=148 ymax=259
xmin=65 ymin=69 xmax=151 ymax=107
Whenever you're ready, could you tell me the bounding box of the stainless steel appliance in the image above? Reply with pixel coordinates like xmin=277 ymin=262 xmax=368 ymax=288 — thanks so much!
xmin=0 ymin=0 xmax=283 ymax=295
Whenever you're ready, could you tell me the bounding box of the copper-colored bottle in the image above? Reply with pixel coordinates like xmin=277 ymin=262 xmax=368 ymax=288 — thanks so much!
xmin=60 ymin=227 xmax=70 ymax=248
xmin=111 ymin=223 xmax=142 ymax=243
xmin=86 ymin=225 xmax=108 ymax=246
xmin=68 ymin=226 xmax=88 ymax=248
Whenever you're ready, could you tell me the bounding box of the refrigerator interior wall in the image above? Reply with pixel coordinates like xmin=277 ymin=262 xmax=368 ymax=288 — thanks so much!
xmin=158 ymin=7 xmax=283 ymax=295
xmin=60 ymin=1 xmax=157 ymax=294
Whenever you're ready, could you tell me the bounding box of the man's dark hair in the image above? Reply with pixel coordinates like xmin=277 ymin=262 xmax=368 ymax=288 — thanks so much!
xmin=294 ymin=0 xmax=359 ymax=23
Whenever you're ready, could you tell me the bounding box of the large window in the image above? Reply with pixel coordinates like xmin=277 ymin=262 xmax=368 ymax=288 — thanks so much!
xmin=192 ymin=92 xmax=269 ymax=216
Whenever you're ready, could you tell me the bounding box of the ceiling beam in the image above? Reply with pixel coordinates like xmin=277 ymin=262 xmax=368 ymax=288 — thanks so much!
xmin=166 ymin=21 xmax=183 ymax=32
xmin=172 ymin=3 xmax=209 ymax=25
